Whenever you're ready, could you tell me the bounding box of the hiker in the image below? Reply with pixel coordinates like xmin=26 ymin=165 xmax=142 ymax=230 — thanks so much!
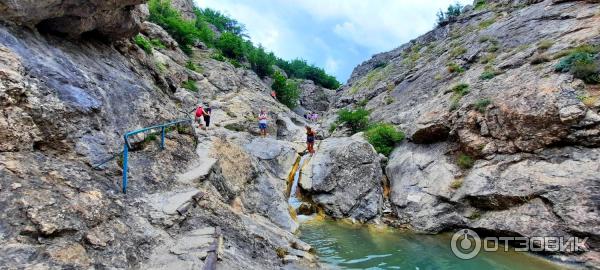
xmin=271 ymin=90 xmax=277 ymax=100
xmin=258 ymin=109 xmax=268 ymax=137
xmin=311 ymin=112 xmax=319 ymax=122
xmin=203 ymin=105 xmax=212 ymax=129
xmin=194 ymin=103 xmax=207 ymax=129
xmin=306 ymin=126 xmax=316 ymax=154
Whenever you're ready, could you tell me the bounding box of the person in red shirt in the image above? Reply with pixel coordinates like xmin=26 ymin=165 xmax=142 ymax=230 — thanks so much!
xmin=194 ymin=104 xmax=207 ymax=129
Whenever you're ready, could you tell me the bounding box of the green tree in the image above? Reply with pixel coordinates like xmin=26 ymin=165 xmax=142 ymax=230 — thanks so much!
xmin=148 ymin=0 xmax=202 ymax=54
xmin=216 ymin=32 xmax=247 ymax=60
xmin=436 ymin=3 xmax=464 ymax=25
xmin=249 ymin=45 xmax=275 ymax=78
xmin=194 ymin=8 xmax=246 ymax=36
xmin=271 ymin=72 xmax=300 ymax=108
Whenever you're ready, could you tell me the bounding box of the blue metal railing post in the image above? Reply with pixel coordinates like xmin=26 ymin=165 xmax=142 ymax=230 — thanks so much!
xmin=120 ymin=118 xmax=192 ymax=193
xmin=161 ymin=127 xmax=165 ymax=150
xmin=122 ymin=140 xmax=129 ymax=194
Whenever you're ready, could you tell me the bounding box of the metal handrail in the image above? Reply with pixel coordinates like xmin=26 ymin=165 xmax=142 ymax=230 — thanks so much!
xmin=122 ymin=118 xmax=193 ymax=193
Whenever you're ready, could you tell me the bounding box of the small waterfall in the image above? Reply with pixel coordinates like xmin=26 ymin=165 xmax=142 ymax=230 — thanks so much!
xmin=288 ymin=154 xmax=308 ymax=210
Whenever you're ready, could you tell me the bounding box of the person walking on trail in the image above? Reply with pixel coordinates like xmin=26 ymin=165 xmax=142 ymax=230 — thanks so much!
xmin=306 ymin=126 xmax=316 ymax=154
xmin=258 ymin=109 xmax=268 ymax=137
xmin=203 ymin=105 xmax=212 ymax=129
xmin=311 ymin=112 xmax=319 ymax=123
xmin=194 ymin=103 xmax=207 ymax=129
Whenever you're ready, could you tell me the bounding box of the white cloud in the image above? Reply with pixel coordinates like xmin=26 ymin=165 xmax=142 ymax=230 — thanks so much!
xmin=290 ymin=0 xmax=472 ymax=53
xmin=194 ymin=0 xmax=473 ymax=80
xmin=325 ymin=56 xmax=339 ymax=73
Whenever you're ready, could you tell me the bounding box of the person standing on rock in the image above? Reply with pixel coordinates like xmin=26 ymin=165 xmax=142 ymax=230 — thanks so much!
xmin=194 ymin=103 xmax=207 ymax=129
xmin=306 ymin=126 xmax=316 ymax=154
xmin=258 ymin=109 xmax=268 ymax=137
xmin=203 ymin=105 xmax=212 ymax=129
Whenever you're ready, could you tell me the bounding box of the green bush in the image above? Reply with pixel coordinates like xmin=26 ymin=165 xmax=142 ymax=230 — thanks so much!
xmin=479 ymin=53 xmax=496 ymax=64
xmin=150 ymin=39 xmax=166 ymax=49
xmin=474 ymin=0 xmax=486 ymax=10
xmin=194 ymin=7 xmax=246 ymax=36
xmin=329 ymin=122 xmax=338 ymax=133
xmin=212 ymin=53 xmax=225 ymax=62
xmin=474 ymin=98 xmax=492 ymax=112
xmin=478 ymin=18 xmax=496 ymax=30
xmin=555 ymin=51 xmax=599 ymax=84
xmin=450 ymin=46 xmax=467 ymax=58
xmin=450 ymin=178 xmax=463 ymax=189
xmin=148 ymin=0 xmax=203 ymax=55
xmin=134 ymin=34 xmax=153 ymax=54
xmin=554 ymin=44 xmax=600 ymax=59
xmin=572 ymin=61 xmax=600 ymax=84
xmin=451 ymin=83 xmax=470 ymax=96
xmin=182 ymin=80 xmax=198 ymax=92
xmin=364 ymin=123 xmax=405 ymax=156
xmin=229 ymin=59 xmax=242 ymax=68
xmin=216 ymin=32 xmax=247 ymax=60
xmin=338 ymin=108 xmax=370 ymax=134
xmin=457 ymin=153 xmax=475 ymax=169
xmin=479 ymin=70 xmax=496 ymax=80
xmin=537 ymin=40 xmax=554 ymax=51
xmin=155 ymin=62 xmax=167 ymax=73
xmin=249 ymin=45 xmax=275 ymax=78
xmin=186 ymin=60 xmax=199 ymax=71
xmin=449 ymin=96 xmax=460 ymax=111
xmin=145 ymin=133 xmax=157 ymax=142
xmin=271 ymin=71 xmax=300 ymax=108
xmin=447 ymin=62 xmax=465 ymax=73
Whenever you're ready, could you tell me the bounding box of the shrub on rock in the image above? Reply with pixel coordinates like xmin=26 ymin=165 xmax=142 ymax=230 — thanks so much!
xmin=364 ymin=124 xmax=405 ymax=157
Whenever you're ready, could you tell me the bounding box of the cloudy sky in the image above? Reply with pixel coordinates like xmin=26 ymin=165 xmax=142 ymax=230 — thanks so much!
xmin=194 ymin=0 xmax=473 ymax=83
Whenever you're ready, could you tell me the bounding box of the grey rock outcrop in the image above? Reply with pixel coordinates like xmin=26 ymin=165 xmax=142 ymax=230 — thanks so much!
xmin=170 ymin=0 xmax=197 ymax=21
xmin=0 ymin=1 xmax=318 ymax=268
xmin=332 ymin=0 xmax=600 ymax=266
xmin=297 ymin=79 xmax=336 ymax=113
xmin=301 ymin=133 xmax=383 ymax=222
xmin=386 ymin=142 xmax=600 ymax=264
xmin=0 ymin=0 xmax=147 ymax=38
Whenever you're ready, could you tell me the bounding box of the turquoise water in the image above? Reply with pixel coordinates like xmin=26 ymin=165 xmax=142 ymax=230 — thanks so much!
xmin=298 ymin=220 xmax=575 ymax=270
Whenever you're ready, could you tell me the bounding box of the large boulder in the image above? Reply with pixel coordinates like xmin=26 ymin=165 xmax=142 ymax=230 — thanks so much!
xmin=170 ymin=0 xmax=196 ymax=21
xmin=386 ymin=142 xmax=600 ymax=262
xmin=206 ymin=135 xmax=300 ymax=232
xmin=301 ymin=133 xmax=383 ymax=221
xmin=385 ymin=142 xmax=464 ymax=232
xmin=0 ymin=0 xmax=147 ymax=39
xmin=297 ymin=79 xmax=336 ymax=113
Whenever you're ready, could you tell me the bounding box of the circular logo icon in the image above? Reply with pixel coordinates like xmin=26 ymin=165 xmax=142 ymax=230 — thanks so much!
xmin=451 ymin=229 xmax=481 ymax=259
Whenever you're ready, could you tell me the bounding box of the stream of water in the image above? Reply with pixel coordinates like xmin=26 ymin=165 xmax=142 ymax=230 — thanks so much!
xmin=286 ymin=154 xmax=576 ymax=270
xmin=288 ymin=154 xmax=308 ymax=210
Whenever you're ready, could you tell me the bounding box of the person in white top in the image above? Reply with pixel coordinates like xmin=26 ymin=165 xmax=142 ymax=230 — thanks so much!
xmin=258 ymin=109 xmax=268 ymax=137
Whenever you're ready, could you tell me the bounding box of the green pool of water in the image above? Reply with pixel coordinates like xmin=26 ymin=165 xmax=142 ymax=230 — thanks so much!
xmin=298 ymin=220 xmax=575 ymax=270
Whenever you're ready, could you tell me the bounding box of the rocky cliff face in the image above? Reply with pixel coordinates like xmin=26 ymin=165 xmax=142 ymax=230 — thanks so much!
xmin=0 ymin=1 xmax=322 ymax=269
xmin=331 ymin=0 xmax=600 ymax=267
xmin=0 ymin=0 xmax=147 ymax=38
